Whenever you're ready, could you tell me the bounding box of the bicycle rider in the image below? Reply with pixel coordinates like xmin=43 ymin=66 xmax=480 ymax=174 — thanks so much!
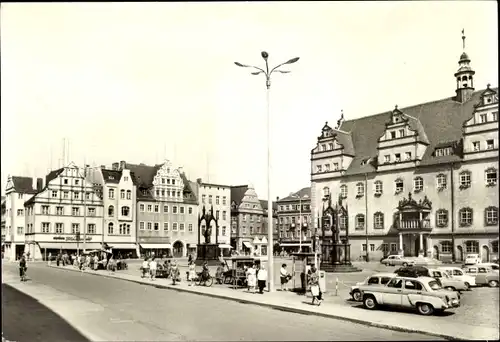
xmin=201 ymin=261 xmax=210 ymax=281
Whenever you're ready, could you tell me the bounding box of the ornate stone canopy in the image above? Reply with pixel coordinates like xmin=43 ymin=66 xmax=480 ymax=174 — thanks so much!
xmin=397 ymin=192 xmax=432 ymax=211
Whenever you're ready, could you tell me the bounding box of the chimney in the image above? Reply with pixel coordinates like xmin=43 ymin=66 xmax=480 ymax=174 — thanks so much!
xmin=112 ymin=162 xmax=119 ymax=170
xmin=32 ymin=177 xmax=37 ymax=191
xmin=197 ymin=178 xmax=202 ymax=184
xmin=37 ymin=178 xmax=44 ymax=192
xmin=276 ymin=196 xmax=279 ymax=201
xmin=119 ymin=160 xmax=126 ymax=170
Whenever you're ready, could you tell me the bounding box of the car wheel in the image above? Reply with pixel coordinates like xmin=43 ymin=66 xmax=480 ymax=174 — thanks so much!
xmin=363 ymin=295 xmax=377 ymax=310
xmin=402 ymin=262 xmax=408 ymax=267
xmin=464 ymin=282 xmax=470 ymax=290
xmin=488 ymin=280 xmax=499 ymax=287
xmin=445 ymin=286 xmax=455 ymax=291
xmin=353 ymin=291 xmax=362 ymax=302
xmin=417 ymin=302 xmax=434 ymax=316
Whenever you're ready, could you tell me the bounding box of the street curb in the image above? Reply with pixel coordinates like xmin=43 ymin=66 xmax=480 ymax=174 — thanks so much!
xmin=49 ymin=265 xmax=467 ymax=341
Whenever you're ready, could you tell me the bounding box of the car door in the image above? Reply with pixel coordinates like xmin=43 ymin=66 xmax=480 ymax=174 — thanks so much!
xmin=452 ymin=269 xmax=464 ymax=281
xmin=387 ymin=256 xmax=396 ymax=266
xmin=401 ymin=279 xmax=423 ymax=308
xmin=476 ymin=267 xmax=488 ymax=284
xmin=381 ymin=278 xmax=404 ymax=306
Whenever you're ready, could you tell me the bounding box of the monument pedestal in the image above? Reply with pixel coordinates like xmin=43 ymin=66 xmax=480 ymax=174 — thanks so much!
xmin=320 ymin=243 xmax=362 ymax=273
xmin=195 ymin=244 xmax=222 ymax=266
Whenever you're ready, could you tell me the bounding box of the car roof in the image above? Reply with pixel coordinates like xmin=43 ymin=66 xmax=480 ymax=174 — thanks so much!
xmin=370 ymin=273 xmax=396 ymax=277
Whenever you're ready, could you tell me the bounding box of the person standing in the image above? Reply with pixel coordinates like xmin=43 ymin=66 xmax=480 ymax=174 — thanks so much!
xmin=246 ymin=264 xmax=256 ymax=293
xmin=149 ymin=258 xmax=157 ymax=281
xmin=257 ymin=265 xmax=268 ymax=294
xmin=171 ymin=260 xmax=180 ymax=285
xmin=188 ymin=261 xmax=196 ymax=286
xmin=47 ymin=252 xmax=52 ymax=266
xmin=141 ymin=257 xmax=149 ymax=278
xmin=19 ymin=255 xmax=27 ymax=282
xmin=307 ymin=265 xmax=323 ymax=306
xmin=280 ymin=264 xmax=291 ymax=291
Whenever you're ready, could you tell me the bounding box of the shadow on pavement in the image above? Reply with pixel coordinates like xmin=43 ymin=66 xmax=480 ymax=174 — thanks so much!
xmin=1 ymin=284 xmax=89 ymax=342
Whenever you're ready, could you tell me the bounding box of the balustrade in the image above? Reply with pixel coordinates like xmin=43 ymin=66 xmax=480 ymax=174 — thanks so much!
xmin=400 ymin=219 xmax=431 ymax=229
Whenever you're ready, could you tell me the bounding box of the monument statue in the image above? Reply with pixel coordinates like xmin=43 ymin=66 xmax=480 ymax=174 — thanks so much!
xmin=204 ymin=225 xmax=212 ymax=244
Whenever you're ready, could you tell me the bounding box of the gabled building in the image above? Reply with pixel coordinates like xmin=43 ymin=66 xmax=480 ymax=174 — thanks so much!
xmin=3 ymin=175 xmax=39 ymax=260
xmin=276 ymin=187 xmax=312 ymax=253
xmin=123 ymin=160 xmax=198 ymax=258
xmin=310 ymin=38 xmax=498 ymax=263
xmin=23 ymin=163 xmax=105 ymax=260
xmin=230 ymin=185 xmax=266 ymax=255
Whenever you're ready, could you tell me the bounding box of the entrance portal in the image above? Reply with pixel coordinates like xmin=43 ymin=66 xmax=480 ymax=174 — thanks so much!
xmin=433 ymin=245 xmax=439 ymax=260
xmin=481 ymin=245 xmax=490 ymax=262
xmin=173 ymin=241 xmax=184 ymax=258
xmin=457 ymin=246 xmax=464 ymax=262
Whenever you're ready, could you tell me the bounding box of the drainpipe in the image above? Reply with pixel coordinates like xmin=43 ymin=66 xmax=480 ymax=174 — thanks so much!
xmin=365 ymin=172 xmax=369 ymax=262
xmin=450 ymin=163 xmax=456 ymax=262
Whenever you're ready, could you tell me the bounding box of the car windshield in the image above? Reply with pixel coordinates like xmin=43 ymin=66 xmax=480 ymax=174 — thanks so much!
xmin=428 ymin=280 xmax=442 ymax=290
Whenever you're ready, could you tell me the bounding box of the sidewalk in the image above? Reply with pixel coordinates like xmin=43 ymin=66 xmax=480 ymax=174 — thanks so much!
xmin=49 ymin=265 xmax=497 ymax=341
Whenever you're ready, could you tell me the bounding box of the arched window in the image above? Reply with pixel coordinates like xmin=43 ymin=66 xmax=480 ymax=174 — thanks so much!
xmin=108 ymin=223 xmax=114 ymax=235
xmin=355 ymin=214 xmax=365 ymax=229
xmin=121 ymin=206 xmax=130 ymax=216
xmin=120 ymin=189 xmax=125 ymax=199
xmin=126 ymin=190 xmax=132 ymax=199
xmin=340 ymin=185 xmax=348 ymax=198
xmin=459 ymin=207 xmax=473 ymax=226
xmin=485 ymin=206 xmax=499 ymax=225
xmin=373 ymin=212 xmax=384 ymax=229
xmin=108 ymin=205 xmax=114 ymax=217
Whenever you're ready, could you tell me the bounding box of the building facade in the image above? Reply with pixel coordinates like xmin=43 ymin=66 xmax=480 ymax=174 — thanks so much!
xmin=310 ymin=45 xmax=499 ymax=263
xmin=125 ymin=160 xmax=198 ymax=258
xmin=23 ymin=163 xmax=105 ymax=260
xmin=1 ymin=196 xmax=6 ymax=250
xmin=277 ymin=188 xmax=313 ymax=253
xmin=3 ymin=176 xmax=39 ymax=260
xmin=230 ymin=185 xmax=267 ymax=255
xmin=192 ymin=179 xmax=231 ymax=246
xmin=259 ymin=199 xmax=279 ymax=254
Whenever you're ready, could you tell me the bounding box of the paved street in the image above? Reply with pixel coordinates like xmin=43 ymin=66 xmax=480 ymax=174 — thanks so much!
xmin=1 ymin=262 xmax=437 ymax=341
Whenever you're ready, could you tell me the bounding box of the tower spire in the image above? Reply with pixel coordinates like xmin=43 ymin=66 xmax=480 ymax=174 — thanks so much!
xmin=462 ymin=29 xmax=466 ymax=51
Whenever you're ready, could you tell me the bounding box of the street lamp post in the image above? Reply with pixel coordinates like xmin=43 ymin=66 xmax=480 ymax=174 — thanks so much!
xmin=235 ymin=52 xmax=299 ymax=293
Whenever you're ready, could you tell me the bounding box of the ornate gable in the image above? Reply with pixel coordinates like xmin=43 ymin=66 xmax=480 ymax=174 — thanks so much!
xmin=152 ymin=160 xmax=184 ymax=188
xmin=478 ymin=84 xmax=498 ymax=107
xmin=397 ymin=192 xmax=432 ymax=211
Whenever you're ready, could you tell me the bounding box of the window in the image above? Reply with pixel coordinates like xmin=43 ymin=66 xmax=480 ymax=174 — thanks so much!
xmin=42 ymin=206 xmax=49 ymax=215
xmin=88 ymin=207 xmax=96 ymax=216
xmin=222 ymin=211 xmax=227 ymax=220
xmin=459 ymin=208 xmax=473 ymax=226
xmin=63 ymin=191 xmax=69 ymax=199
xmin=63 ymin=179 xmax=68 ymax=185
xmin=17 ymin=209 xmax=24 ymax=216
xmin=384 ymin=155 xmax=390 ymax=163
xmin=153 ymin=205 xmax=158 ymax=213
xmin=486 ymin=140 xmax=494 ymax=150
xmin=316 ymin=165 xmax=322 ymax=173
xmin=472 ymin=141 xmax=480 ymax=151
xmin=109 ymin=189 xmax=115 ymax=199
xmin=399 ymin=129 xmax=405 ymax=137
xmin=480 ymin=114 xmax=487 ymax=123
xmin=436 ymin=209 xmax=448 ymax=227
xmin=202 ymin=195 xmax=206 ymax=203
xmin=413 ymin=177 xmax=423 ymax=192
xmin=209 ymin=195 xmax=213 ymax=204
xmin=72 ymin=223 xmax=80 ymax=234
xmin=147 ymin=222 xmax=152 ymax=230
xmin=373 ymin=212 xmax=384 ymax=229
xmin=139 ymin=222 xmax=145 ymax=230
xmin=395 ymin=153 xmax=401 ymax=162
xmin=216 ymin=210 xmax=220 ymax=219
xmin=51 ymin=190 xmax=58 ymax=198
xmin=333 ymin=162 xmax=339 ymax=171
xmin=485 ymin=168 xmax=497 ymax=185
xmin=395 ymin=179 xmax=404 ymax=193
xmin=340 ymin=185 xmax=348 ymax=198
xmin=122 ymin=206 xmax=130 ymax=216
xmin=120 ymin=190 xmax=125 ymax=199
xmin=180 ymin=206 xmax=185 ymax=214
xmin=42 ymin=222 xmax=50 ymax=233
xmin=164 ymin=222 xmax=169 ymax=231
xmin=154 ymin=223 xmax=159 ymax=231
xmin=216 ymin=196 xmax=220 ymax=205
xmin=172 ymin=223 xmax=178 ymax=231
xmin=242 ymin=226 xmax=247 ymax=234
xmin=390 ymin=131 xmax=396 ymax=139
xmin=404 ymin=280 xmax=423 ymax=291
xmin=75 ymin=179 xmax=80 ymax=186
xmin=87 ymin=224 xmax=96 ymax=234
xmin=374 ymin=181 xmax=383 ymax=195
xmin=147 ymin=204 xmax=152 ymax=212
xmin=328 ymin=142 xmax=334 ymax=150
xmin=387 ymin=278 xmax=403 ymax=289
xmin=356 ymin=183 xmax=364 ymax=197
xmin=108 ymin=205 xmax=114 ymax=217
xmin=250 ymin=226 xmax=254 ymax=234
xmin=492 ymin=240 xmax=499 ymax=253
xmin=139 ymin=204 xmax=145 ymax=212
xmin=55 ymin=223 xmax=63 ymax=234
xmin=493 ymin=112 xmax=498 ymax=121
xmin=355 ymin=214 xmax=365 ymax=229
xmin=339 ymin=215 xmax=347 ymax=230
xmin=441 ymin=241 xmax=452 ymax=253
xmin=108 ymin=223 xmax=114 ymax=234
xmin=321 ymin=144 xmax=326 ymax=151
xmin=188 ymin=224 xmax=193 ymax=232
xmin=405 ymin=152 xmax=412 ymax=161
xmin=436 ymin=174 xmax=447 ymax=190
xmin=223 ymin=196 xmax=227 ymax=205
xmin=390 ymin=243 xmax=397 ymax=252
xmin=72 ymin=207 xmax=79 ymax=216
xmin=323 ymin=187 xmax=330 ymax=197
xmin=325 ymin=164 xmax=330 ymax=172
xmin=485 ymin=207 xmax=498 ymax=225
xmin=465 ymin=241 xmax=479 ymax=253
xmin=179 ymin=223 xmax=185 ymax=231
xmin=362 ymin=244 xmax=367 ymax=251
xmin=126 ymin=190 xmax=131 ymax=199
xmin=460 ymin=171 xmax=471 ymax=188
xmin=370 ymin=244 xmax=375 ymax=252
xmin=173 ymin=206 xmax=178 ymax=214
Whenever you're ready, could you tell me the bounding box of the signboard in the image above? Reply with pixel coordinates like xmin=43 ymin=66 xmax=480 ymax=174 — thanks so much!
xmin=53 ymin=236 xmax=92 ymax=241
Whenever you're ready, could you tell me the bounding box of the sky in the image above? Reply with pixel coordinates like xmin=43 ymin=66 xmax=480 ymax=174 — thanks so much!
xmin=1 ymin=2 xmax=498 ymax=199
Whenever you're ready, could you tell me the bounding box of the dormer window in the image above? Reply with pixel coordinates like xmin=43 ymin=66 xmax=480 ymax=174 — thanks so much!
xmin=472 ymin=141 xmax=480 ymax=151
xmin=361 ymin=158 xmax=368 ymax=166
xmin=317 ymin=165 xmax=322 ymax=173
xmin=399 ymin=129 xmax=405 ymax=137
xmin=486 ymin=140 xmax=494 ymax=150
xmin=395 ymin=153 xmax=401 ymax=162
xmin=328 ymin=142 xmax=334 ymax=150
xmin=405 ymin=152 xmax=412 ymax=161
xmin=480 ymin=114 xmax=487 ymax=123
xmin=321 ymin=144 xmax=326 ymax=151
xmin=390 ymin=131 xmax=396 ymax=139
xmin=384 ymin=155 xmax=390 ymax=164
xmin=325 ymin=164 xmax=330 ymax=172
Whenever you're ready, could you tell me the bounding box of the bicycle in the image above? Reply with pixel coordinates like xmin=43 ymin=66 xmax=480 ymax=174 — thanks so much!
xmin=196 ymin=271 xmax=214 ymax=287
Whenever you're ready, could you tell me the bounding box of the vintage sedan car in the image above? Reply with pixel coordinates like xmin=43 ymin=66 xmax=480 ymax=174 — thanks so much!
xmin=476 ymin=263 xmax=499 ymax=272
xmin=464 ymin=254 xmax=481 ymax=265
xmin=438 ymin=267 xmax=476 ymax=287
xmin=359 ymin=276 xmax=460 ymax=316
xmin=349 ymin=273 xmax=394 ymax=301
xmin=428 ymin=269 xmax=469 ymax=292
xmin=380 ymin=255 xmax=416 ymax=267
xmin=463 ymin=266 xmax=499 ymax=287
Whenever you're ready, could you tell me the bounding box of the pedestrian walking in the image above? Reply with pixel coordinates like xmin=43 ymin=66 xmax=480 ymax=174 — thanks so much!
xmin=141 ymin=257 xmax=149 ymax=278
xmin=149 ymin=258 xmax=157 ymax=281
xmin=257 ymin=265 xmax=268 ymax=294
xmin=19 ymin=255 xmax=27 ymax=282
xmin=188 ymin=261 xmax=196 ymax=286
xmin=246 ymin=264 xmax=257 ymax=293
xmin=171 ymin=260 xmax=180 ymax=285
xmin=47 ymin=252 xmax=52 ymax=266
xmin=308 ymin=265 xmax=323 ymax=306
xmin=280 ymin=264 xmax=292 ymax=291
xmin=93 ymin=254 xmax=99 ymax=271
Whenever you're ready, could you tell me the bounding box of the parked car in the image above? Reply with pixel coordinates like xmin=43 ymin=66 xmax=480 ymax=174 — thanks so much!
xmin=380 ymin=255 xmax=416 ymax=267
xmin=464 ymin=254 xmax=481 ymax=265
xmin=428 ymin=268 xmax=469 ymax=292
xmin=358 ymin=276 xmax=460 ymax=316
xmin=394 ymin=265 xmax=431 ymax=278
xmin=349 ymin=273 xmax=394 ymax=302
xmin=463 ymin=266 xmax=499 ymax=287
xmin=408 ymin=256 xmax=443 ymax=266
xmin=476 ymin=263 xmax=499 ymax=272
xmin=438 ymin=267 xmax=476 ymax=288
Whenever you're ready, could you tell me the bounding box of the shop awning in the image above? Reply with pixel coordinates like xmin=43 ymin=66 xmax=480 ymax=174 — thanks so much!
xmin=219 ymin=244 xmax=233 ymax=249
xmin=38 ymin=242 xmax=103 ymax=250
xmin=109 ymin=243 xmax=137 ymax=249
xmin=140 ymin=243 xmax=172 ymax=249
xmin=243 ymin=241 xmax=253 ymax=248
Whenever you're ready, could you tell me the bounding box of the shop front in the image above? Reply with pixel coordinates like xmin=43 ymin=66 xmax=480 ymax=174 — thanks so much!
xmin=139 ymin=243 xmax=172 ymax=259
xmin=252 ymin=236 xmax=268 ymax=256
xmin=106 ymin=243 xmax=139 ymax=259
